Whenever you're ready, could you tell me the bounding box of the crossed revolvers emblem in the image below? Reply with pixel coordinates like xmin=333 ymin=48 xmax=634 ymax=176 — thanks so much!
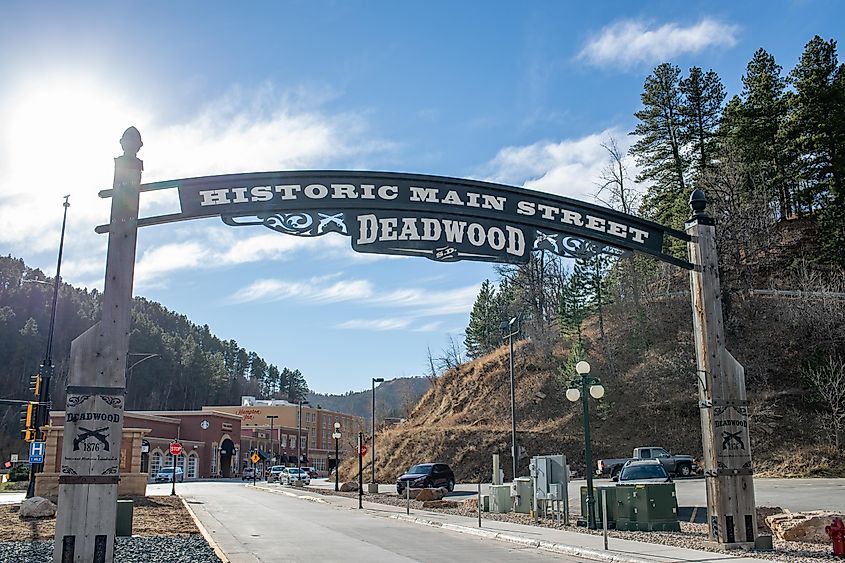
xmin=721 ymin=431 xmax=745 ymax=450
xmin=73 ymin=427 xmax=110 ymax=451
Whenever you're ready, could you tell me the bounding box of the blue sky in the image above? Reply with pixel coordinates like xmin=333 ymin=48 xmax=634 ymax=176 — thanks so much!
xmin=1 ymin=1 xmax=842 ymax=393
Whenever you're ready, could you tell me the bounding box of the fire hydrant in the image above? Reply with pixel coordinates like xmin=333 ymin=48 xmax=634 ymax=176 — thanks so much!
xmin=826 ymin=517 xmax=845 ymax=557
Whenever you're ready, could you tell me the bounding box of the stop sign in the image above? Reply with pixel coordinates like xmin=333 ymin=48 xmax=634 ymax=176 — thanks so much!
xmin=169 ymin=442 xmax=183 ymax=456
xmin=359 ymin=444 xmax=368 ymax=457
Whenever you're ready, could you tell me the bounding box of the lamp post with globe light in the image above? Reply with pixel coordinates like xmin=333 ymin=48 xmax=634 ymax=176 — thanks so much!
xmin=566 ymin=360 xmax=605 ymax=530
xmin=333 ymin=422 xmax=341 ymax=491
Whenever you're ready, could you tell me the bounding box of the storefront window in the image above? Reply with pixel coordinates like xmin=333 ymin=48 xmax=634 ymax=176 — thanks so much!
xmin=187 ymin=453 xmax=198 ymax=479
xmin=151 ymin=451 xmax=163 ymax=475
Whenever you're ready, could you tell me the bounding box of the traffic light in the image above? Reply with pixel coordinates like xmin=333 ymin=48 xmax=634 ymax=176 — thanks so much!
xmin=29 ymin=374 xmax=41 ymax=397
xmin=19 ymin=402 xmax=36 ymax=442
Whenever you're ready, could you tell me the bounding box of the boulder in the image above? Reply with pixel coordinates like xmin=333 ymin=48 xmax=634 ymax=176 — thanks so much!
xmin=415 ymin=487 xmax=447 ymax=502
xmin=339 ymin=481 xmax=359 ymax=492
xmin=19 ymin=496 xmax=56 ymax=519
xmin=766 ymin=511 xmax=845 ymax=544
xmin=422 ymin=500 xmax=460 ymax=509
xmin=756 ymin=507 xmax=783 ymax=534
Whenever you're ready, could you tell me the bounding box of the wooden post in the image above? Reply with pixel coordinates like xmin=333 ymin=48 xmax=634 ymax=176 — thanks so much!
xmin=54 ymin=128 xmax=142 ymax=563
xmin=686 ymin=189 xmax=757 ymax=549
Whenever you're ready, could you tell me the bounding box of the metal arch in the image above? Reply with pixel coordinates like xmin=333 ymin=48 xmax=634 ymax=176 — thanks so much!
xmin=96 ymin=170 xmax=692 ymax=269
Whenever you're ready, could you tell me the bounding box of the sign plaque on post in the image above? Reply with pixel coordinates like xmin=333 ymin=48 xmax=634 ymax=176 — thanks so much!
xmin=54 ymin=128 xmax=143 ymax=563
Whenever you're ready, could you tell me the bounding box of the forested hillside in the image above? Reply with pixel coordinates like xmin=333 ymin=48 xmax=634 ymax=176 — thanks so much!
xmin=308 ymin=376 xmax=430 ymax=428
xmin=342 ymin=35 xmax=845 ymax=482
xmin=0 ymin=255 xmax=309 ymax=460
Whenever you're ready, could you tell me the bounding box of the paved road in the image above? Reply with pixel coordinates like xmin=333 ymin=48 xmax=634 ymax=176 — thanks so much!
xmin=305 ymin=476 xmax=845 ymax=513
xmin=178 ymin=482 xmax=581 ymax=562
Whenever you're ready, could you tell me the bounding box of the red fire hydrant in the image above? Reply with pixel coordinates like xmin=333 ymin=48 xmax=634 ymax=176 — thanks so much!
xmin=827 ymin=517 xmax=845 ymax=557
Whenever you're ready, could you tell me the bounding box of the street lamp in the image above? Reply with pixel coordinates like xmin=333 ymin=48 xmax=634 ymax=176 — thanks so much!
xmin=371 ymin=377 xmax=384 ymax=485
xmin=333 ymin=422 xmax=341 ymax=491
xmin=127 ymin=353 xmax=160 ymax=381
xmin=26 ymin=195 xmax=70 ymax=499
xmin=267 ymin=415 xmax=278 ymax=477
xmin=297 ymin=399 xmax=309 ymax=470
xmin=566 ymin=360 xmax=605 ymax=530
xmin=500 ymin=315 xmax=521 ymax=481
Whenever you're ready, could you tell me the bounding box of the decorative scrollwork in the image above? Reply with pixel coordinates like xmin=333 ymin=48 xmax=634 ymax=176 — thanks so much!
xmin=102 ymin=466 xmax=119 ymax=475
xmin=61 ymin=465 xmax=78 ymax=475
xmin=264 ymin=212 xmax=314 ymax=234
xmin=66 ymin=395 xmax=92 ymax=408
xmin=536 ymin=233 xmax=630 ymax=260
xmin=100 ymin=395 xmax=124 ymax=409
xmin=222 ymin=211 xmax=350 ymax=237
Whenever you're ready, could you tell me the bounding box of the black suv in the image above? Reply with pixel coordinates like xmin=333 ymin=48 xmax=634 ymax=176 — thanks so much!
xmin=396 ymin=463 xmax=455 ymax=494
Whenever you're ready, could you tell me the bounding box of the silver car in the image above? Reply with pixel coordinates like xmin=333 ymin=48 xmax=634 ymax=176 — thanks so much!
xmin=281 ymin=467 xmax=311 ymax=485
xmin=154 ymin=467 xmax=184 ymax=482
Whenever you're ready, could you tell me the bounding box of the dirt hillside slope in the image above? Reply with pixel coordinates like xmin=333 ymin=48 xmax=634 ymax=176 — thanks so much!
xmin=342 ymin=294 xmax=845 ymax=483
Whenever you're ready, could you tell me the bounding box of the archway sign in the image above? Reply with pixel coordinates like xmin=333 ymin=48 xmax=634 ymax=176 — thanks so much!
xmin=54 ymin=128 xmax=757 ymax=562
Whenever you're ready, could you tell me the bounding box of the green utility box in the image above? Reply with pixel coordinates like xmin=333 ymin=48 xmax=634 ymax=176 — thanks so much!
xmin=578 ymin=486 xmax=617 ymax=527
xmin=614 ymin=483 xmax=680 ymax=532
xmin=115 ymin=499 xmax=134 ymax=537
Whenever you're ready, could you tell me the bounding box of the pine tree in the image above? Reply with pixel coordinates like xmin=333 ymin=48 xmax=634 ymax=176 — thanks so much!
xmin=789 ymin=36 xmax=845 ymax=208
xmin=630 ymin=63 xmax=690 ymax=253
xmin=464 ymin=279 xmax=500 ymax=359
xmin=736 ymin=48 xmax=796 ymax=217
xmin=558 ymin=263 xmax=592 ymax=344
xmin=680 ymin=67 xmax=726 ymax=179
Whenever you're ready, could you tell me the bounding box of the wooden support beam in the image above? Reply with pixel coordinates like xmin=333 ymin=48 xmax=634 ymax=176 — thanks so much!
xmin=53 ymin=128 xmax=143 ymax=563
xmin=686 ymin=189 xmax=757 ymax=549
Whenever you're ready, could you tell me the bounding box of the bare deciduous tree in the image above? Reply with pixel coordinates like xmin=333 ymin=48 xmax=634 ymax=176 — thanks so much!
xmin=804 ymin=356 xmax=845 ymax=449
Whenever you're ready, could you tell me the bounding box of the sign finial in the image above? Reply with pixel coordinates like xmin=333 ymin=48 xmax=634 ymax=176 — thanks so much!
xmin=120 ymin=127 xmax=143 ymax=158
xmin=689 ymin=188 xmax=709 ymax=220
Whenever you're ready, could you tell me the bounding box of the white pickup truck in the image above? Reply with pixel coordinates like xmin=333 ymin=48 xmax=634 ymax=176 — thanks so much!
xmin=596 ymin=446 xmax=697 ymax=478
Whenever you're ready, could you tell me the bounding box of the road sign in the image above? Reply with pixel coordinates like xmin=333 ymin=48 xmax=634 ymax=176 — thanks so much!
xmin=359 ymin=444 xmax=368 ymax=457
xmin=169 ymin=442 xmax=183 ymax=456
xmin=10 ymin=454 xmax=18 ymax=462
xmin=29 ymin=441 xmax=45 ymax=464
xmin=250 ymin=452 xmax=260 ymax=464
xmin=141 ymin=439 xmax=150 ymax=453
xmin=200 ymin=419 xmax=210 ymax=430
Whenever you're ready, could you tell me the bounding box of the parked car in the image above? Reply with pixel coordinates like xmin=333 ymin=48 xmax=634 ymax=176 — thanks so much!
xmin=241 ymin=467 xmax=257 ymax=481
xmin=396 ymin=463 xmax=455 ymax=494
xmin=302 ymin=466 xmax=320 ymax=478
xmin=614 ymin=460 xmax=672 ymax=485
xmin=597 ymin=447 xmax=697 ymax=478
xmin=267 ymin=465 xmax=285 ymax=482
xmin=154 ymin=467 xmax=184 ymax=483
xmin=281 ymin=467 xmax=311 ymax=485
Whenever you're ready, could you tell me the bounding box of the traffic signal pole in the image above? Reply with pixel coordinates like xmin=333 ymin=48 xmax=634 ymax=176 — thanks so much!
xmin=25 ymin=196 xmax=70 ymax=499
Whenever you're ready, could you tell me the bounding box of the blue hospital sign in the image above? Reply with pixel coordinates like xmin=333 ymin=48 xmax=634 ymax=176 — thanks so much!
xmin=29 ymin=441 xmax=45 ymax=464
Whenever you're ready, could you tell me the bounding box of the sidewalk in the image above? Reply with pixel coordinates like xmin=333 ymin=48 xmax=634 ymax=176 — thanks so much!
xmin=249 ymin=483 xmax=771 ymax=563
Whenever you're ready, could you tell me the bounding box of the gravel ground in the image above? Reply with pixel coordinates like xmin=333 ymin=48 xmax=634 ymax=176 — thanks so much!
xmin=299 ymin=486 xmax=840 ymax=563
xmin=0 ymin=535 xmax=221 ymax=563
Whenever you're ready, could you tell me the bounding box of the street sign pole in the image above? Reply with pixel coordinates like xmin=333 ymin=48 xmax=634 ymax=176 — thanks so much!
xmin=169 ymin=441 xmax=182 ymax=496
xmin=357 ymin=432 xmax=363 ymax=509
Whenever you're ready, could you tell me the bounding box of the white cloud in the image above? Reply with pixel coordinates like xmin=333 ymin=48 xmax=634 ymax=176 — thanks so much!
xmin=577 ymin=18 xmax=740 ymax=68
xmin=0 ymin=75 xmax=393 ymax=288
xmin=335 ymin=318 xmax=411 ymax=331
xmin=230 ymin=275 xmax=480 ymax=325
xmin=230 ymin=277 xmax=374 ymax=305
xmin=480 ymin=128 xmax=638 ymax=202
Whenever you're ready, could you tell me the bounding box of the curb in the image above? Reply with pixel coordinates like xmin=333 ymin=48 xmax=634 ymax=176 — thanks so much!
xmin=180 ymin=497 xmax=231 ymax=563
xmin=388 ymin=514 xmax=654 ymax=563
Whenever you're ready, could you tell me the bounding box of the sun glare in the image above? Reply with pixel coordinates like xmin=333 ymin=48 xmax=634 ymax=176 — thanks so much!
xmin=3 ymin=75 xmax=148 ymax=189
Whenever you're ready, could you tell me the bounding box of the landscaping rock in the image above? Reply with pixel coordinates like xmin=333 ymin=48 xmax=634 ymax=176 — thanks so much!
xmin=19 ymin=497 xmax=56 ymax=519
xmin=756 ymin=506 xmax=783 ymax=534
xmin=415 ymin=487 xmax=447 ymax=502
xmin=339 ymin=481 xmax=359 ymax=492
xmin=766 ymin=510 xmax=845 ymax=543
xmin=421 ymin=500 xmax=460 ymax=509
